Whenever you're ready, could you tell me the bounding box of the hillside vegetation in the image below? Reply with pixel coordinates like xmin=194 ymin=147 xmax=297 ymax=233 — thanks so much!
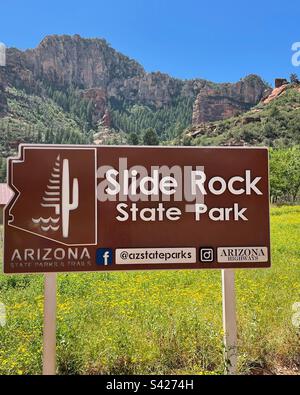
xmin=110 ymin=96 xmax=194 ymax=141
xmin=179 ymin=84 xmax=300 ymax=147
xmin=0 ymin=35 xmax=270 ymax=157
xmin=0 ymin=87 xmax=92 ymax=157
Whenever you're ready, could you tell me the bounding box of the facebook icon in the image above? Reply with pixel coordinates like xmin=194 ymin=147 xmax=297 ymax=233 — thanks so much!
xmin=96 ymin=248 xmax=113 ymax=266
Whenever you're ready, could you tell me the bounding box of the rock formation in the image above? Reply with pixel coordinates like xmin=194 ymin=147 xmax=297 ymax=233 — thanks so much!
xmin=0 ymin=34 xmax=268 ymax=124
xmin=192 ymin=75 xmax=269 ymax=124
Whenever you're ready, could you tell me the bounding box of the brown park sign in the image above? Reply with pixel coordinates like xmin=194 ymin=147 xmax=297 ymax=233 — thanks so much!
xmin=3 ymin=145 xmax=271 ymax=273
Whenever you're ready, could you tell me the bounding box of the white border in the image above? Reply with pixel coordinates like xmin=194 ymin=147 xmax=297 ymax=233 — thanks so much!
xmin=3 ymin=143 xmax=270 ymax=274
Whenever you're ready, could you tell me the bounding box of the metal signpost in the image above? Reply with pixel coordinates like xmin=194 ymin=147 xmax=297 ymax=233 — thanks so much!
xmin=222 ymin=269 xmax=237 ymax=374
xmin=43 ymin=273 xmax=57 ymax=375
xmin=3 ymin=145 xmax=271 ymax=375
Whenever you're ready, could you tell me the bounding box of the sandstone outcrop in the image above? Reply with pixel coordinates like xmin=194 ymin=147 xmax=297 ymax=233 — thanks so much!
xmin=1 ymin=35 xmax=268 ymax=124
xmin=192 ymin=75 xmax=268 ymax=124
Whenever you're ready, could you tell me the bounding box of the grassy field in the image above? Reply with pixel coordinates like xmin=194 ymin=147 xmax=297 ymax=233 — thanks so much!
xmin=0 ymin=206 xmax=299 ymax=375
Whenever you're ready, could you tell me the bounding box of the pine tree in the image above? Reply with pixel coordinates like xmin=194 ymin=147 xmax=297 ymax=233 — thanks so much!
xmin=290 ymin=73 xmax=299 ymax=84
xmin=127 ymin=132 xmax=139 ymax=145
xmin=142 ymin=128 xmax=159 ymax=145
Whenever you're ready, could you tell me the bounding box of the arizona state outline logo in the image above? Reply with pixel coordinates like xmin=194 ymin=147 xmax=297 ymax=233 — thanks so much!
xmin=6 ymin=145 xmax=97 ymax=246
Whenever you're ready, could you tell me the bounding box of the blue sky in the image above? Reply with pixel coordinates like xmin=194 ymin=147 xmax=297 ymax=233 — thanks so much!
xmin=0 ymin=0 xmax=299 ymax=85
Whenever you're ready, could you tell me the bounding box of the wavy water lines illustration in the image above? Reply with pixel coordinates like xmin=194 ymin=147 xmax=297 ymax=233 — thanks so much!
xmin=40 ymin=225 xmax=60 ymax=232
xmin=32 ymin=216 xmax=60 ymax=224
xmin=32 ymin=216 xmax=60 ymax=232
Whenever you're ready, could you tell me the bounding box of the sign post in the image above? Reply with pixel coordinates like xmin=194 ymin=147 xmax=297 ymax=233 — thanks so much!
xmin=43 ymin=273 xmax=57 ymax=375
xmin=222 ymin=269 xmax=237 ymax=374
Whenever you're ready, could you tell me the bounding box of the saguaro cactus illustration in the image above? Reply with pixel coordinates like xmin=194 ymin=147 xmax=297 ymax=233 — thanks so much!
xmin=62 ymin=159 xmax=79 ymax=238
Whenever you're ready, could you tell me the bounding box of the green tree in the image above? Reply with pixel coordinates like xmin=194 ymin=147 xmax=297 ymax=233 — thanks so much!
xmin=286 ymin=147 xmax=300 ymax=201
xmin=142 ymin=128 xmax=159 ymax=146
xmin=127 ymin=132 xmax=139 ymax=145
xmin=290 ymin=73 xmax=299 ymax=84
xmin=269 ymin=147 xmax=300 ymax=202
